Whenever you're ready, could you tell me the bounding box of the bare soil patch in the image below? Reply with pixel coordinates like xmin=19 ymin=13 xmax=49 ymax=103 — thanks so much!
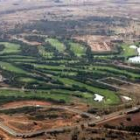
xmin=74 ymin=35 xmax=112 ymax=52
xmin=1 ymin=100 xmax=51 ymax=109
xmin=100 ymin=112 xmax=140 ymax=127
xmin=0 ymin=106 xmax=86 ymax=133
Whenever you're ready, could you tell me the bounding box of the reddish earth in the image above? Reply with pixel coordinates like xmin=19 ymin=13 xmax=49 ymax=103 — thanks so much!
xmin=72 ymin=103 xmax=89 ymax=112
xmin=11 ymin=36 xmax=42 ymax=46
xmin=0 ymin=111 xmax=83 ymax=133
xmin=0 ymin=129 xmax=22 ymax=140
xmin=1 ymin=100 xmax=52 ymax=109
xmin=0 ymin=102 xmax=86 ymax=133
xmin=74 ymin=35 xmax=112 ymax=52
xmin=100 ymin=112 xmax=140 ymax=127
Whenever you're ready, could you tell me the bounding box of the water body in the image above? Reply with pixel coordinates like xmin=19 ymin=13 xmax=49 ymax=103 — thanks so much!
xmin=94 ymin=94 xmax=104 ymax=102
xmin=128 ymin=45 xmax=140 ymax=63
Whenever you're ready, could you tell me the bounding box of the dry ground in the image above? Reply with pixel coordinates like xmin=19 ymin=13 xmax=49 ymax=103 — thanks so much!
xmin=101 ymin=77 xmax=140 ymax=96
xmin=0 ymin=100 xmax=89 ymax=139
xmin=1 ymin=100 xmax=52 ymax=109
xmin=99 ymin=112 xmax=140 ymax=128
xmin=0 ymin=101 xmax=88 ymax=134
xmin=0 ymin=111 xmax=82 ymax=133
xmin=0 ymin=0 xmax=140 ymax=32
xmin=0 ymin=129 xmax=22 ymax=140
xmin=74 ymin=35 xmax=113 ymax=52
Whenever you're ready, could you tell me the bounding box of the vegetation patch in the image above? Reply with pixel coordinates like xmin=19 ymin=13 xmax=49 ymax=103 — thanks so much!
xmin=69 ymin=42 xmax=86 ymax=57
xmin=46 ymin=38 xmax=65 ymax=52
xmin=0 ymin=42 xmax=21 ymax=54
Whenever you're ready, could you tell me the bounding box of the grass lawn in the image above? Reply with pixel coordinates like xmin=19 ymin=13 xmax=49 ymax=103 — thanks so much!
xmin=0 ymin=40 xmax=136 ymax=107
xmin=0 ymin=55 xmax=35 ymax=59
xmin=89 ymin=65 xmax=140 ymax=79
xmin=121 ymin=44 xmax=138 ymax=58
xmin=0 ymin=61 xmax=28 ymax=74
xmin=18 ymin=77 xmax=37 ymax=83
xmin=43 ymin=69 xmax=77 ymax=76
xmin=33 ymin=63 xmax=63 ymax=70
xmin=46 ymin=38 xmax=65 ymax=52
xmin=0 ymin=89 xmax=71 ymax=103
xmin=0 ymin=42 xmax=21 ymax=54
xmin=38 ymin=46 xmax=53 ymax=58
xmin=55 ymin=77 xmax=120 ymax=105
xmin=49 ymin=89 xmax=95 ymax=103
xmin=69 ymin=42 xmax=86 ymax=57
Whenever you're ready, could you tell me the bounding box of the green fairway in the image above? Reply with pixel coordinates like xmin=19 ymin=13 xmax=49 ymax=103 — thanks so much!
xmin=56 ymin=77 xmax=120 ymax=105
xmin=0 ymin=39 xmax=137 ymax=107
xmin=0 ymin=42 xmax=21 ymax=54
xmin=43 ymin=69 xmax=77 ymax=76
xmin=46 ymin=38 xmax=65 ymax=52
xmin=69 ymin=42 xmax=86 ymax=57
xmin=18 ymin=77 xmax=37 ymax=83
xmin=0 ymin=89 xmax=70 ymax=104
xmin=33 ymin=63 xmax=63 ymax=70
xmin=0 ymin=55 xmax=35 ymax=59
xmin=48 ymin=89 xmax=96 ymax=104
xmin=38 ymin=46 xmax=54 ymax=58
xmin=121 ymin=44 xmax=138 ymax=58
xmin=0 ymin=61 xmax=28 ymax=74
xmin=89 ymin=65 xmax=140 ymax=78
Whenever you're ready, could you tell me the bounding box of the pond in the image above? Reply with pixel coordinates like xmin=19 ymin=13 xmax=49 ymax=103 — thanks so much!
xmin=128 ymin=46 xmax=140 ymax=63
